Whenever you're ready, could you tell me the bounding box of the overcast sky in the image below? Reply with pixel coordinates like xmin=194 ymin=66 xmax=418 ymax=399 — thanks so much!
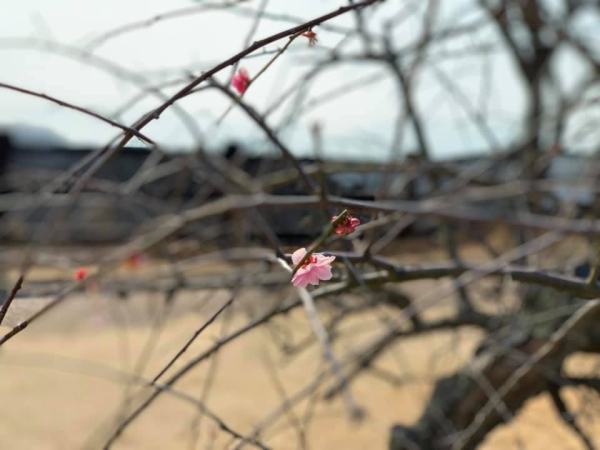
xmin=0 ymin=0 xmax=595 ymax=161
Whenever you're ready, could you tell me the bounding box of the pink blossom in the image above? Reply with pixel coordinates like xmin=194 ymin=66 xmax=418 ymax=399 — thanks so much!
xmin=231 ymin=67 xmax=250 ymax=94
xmin=74 ymin=267 xmax=88 ymax=281
xmin=302 ymin=30 xmax=318 ymax=47
xmin=125 ymin=252 xmax=146 ymax=270
xmin=333 ymin=215 xmax=360 ymax=236
xmin=291 ymin=248 xmax=335 ymax=288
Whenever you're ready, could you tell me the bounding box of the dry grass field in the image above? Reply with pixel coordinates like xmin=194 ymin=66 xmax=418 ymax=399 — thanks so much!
xmin=1 ymin=232 xmax=599 ymax=449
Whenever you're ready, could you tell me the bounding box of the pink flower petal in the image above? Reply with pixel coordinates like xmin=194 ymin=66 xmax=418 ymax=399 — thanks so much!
xmin=295 ymin=266 xmax=309 ymax=276
xmin=292 ymin=248 xmax=307 ymax=265
xmin=315 ymin=254 xmax=335 ymax=266
xmin=231 ymin=68 xmax=251 ymax=94
xmin=307 ymin=271 xmax=321 ymax=285
xmin=292 ymin=272 xmax=309 ymax=288
xmin=313 ymin=266 xmax=332 ymax=280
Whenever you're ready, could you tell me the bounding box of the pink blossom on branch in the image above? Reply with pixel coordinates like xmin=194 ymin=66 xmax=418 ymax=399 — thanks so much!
xmin=124 ymin=252 xmax=146 ymax=270
xmin=291 ymin=248 xmax=335 ymax=288
xmin=231 ymin=67 xmax=250 ymax=94
xmin=333 ymin=215 xmax=360 ymax=236
xmin=74 ymin=267 xmax=88 ymax=281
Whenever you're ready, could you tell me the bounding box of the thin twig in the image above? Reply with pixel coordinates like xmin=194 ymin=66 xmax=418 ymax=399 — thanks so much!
xmin=153 ymin=295 xmax=234 ymax=383
xmin=290 ymin=210 xmax=349 ymax=275
xmin=0 ymin=82 xmax=155 ymax=145
xmin=0 ymin=276 xmax=24 ymax=327
xmin=213 ymin=30 xmax=303 ymax=126
xmin=73 ymin=0 xmax=384 ymax=192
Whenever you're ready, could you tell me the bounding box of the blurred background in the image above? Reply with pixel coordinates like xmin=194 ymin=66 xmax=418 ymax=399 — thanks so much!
xmin=2 ymin=1 xmax=600 ymax=449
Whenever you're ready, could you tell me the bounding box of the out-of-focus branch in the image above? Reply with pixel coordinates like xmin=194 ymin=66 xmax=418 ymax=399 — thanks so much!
xmin=0 ymin=276 xmax=24 ymax=326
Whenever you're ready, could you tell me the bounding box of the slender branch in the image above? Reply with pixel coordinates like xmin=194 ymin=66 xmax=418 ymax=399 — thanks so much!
xmin=587 ymin=238 xmax=600 ymax=286
xmin=0 ymin=276 xmax=24 ymax=326
xmin=85 ymin=0 xmax=253 ymax=51
xmin=4 ymin=351 xmax=269 ymax=450
xmin=152 ymin=296 xmax=234 ymax=383
xmin=100 ymin=298 xmax=303 ymax=450
xmin=73 ymin=0 xmax=385 ymax=191
xmin=22 ymin=259 xmax=600 ymax=301
xmin=0 ymin=82 xmax=155 ymax=145
xmin=102 ymin=296 xmax=238 ymax=449
xmin=213 ymin=31 xmax=303 ymax=127
xmin=210 ymin=79 xmax=318 ymax=192
xmin=290 ymin=210 xmax=349 ymax=275
xmin=548 ymin=383 xmax=595 ymax=450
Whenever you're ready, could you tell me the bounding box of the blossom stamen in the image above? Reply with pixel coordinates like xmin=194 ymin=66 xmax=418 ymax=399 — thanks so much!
xmin=302 ymin=30 xmax=318 ymax=47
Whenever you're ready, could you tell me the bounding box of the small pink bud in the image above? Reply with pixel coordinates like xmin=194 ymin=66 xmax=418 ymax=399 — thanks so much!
xmin=333 ymin=215 xmax=360 ymax=236
xmin=231 ymin=67 xmax=251 ymax=94
xmin=74 ymin=267 xmax=88 ymax=281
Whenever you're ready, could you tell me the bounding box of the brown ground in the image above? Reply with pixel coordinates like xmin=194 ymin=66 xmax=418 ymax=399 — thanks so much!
xmin=1 ymin=230 xmax=599 ymax=449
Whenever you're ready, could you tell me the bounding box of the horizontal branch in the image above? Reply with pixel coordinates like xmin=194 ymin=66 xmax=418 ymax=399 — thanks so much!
xmin=19 ymin=260 xmax=600 ymax=302
xmin=314 ymin=260 xmax=600 ymax=299
xmin=103 ymin=194 xmax=600 ymax=264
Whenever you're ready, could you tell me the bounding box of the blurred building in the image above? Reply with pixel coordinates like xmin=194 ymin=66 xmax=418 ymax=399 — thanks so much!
xmin=0 ymin=126 xmax=592 ymax=244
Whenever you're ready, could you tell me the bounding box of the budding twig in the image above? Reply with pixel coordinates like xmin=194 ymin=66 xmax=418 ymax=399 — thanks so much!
xmin=290 ymin=210 xmax=350 ymax=277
